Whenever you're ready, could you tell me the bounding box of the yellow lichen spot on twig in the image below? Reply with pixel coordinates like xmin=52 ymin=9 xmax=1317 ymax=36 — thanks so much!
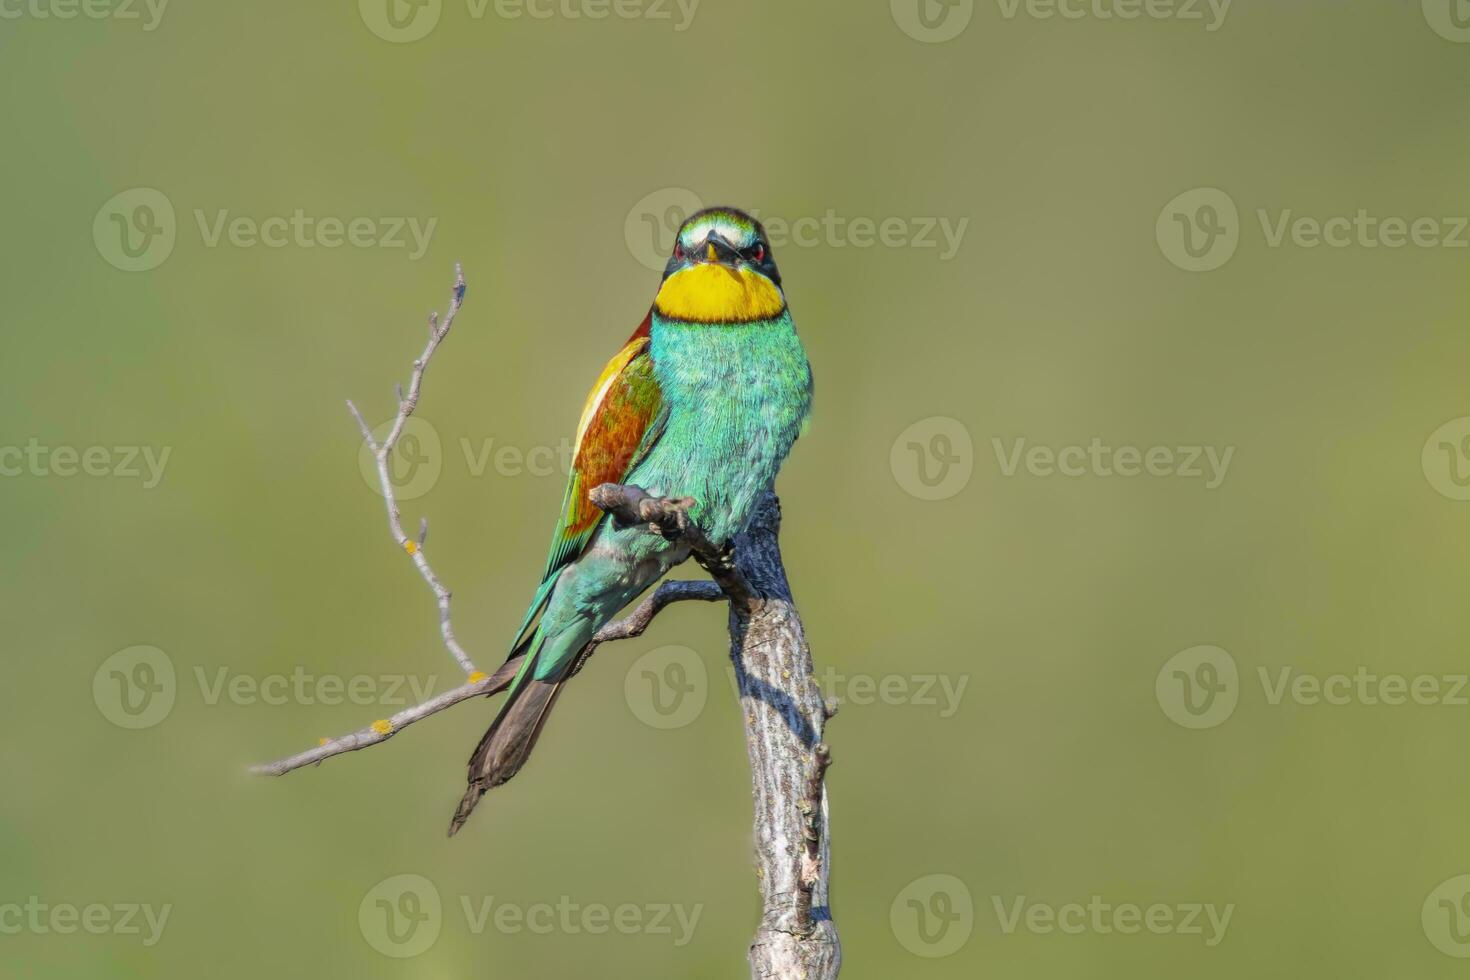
xmin=467 ymin=671 xmax=488 ymax=685
xmin=403 ymin=539 xmax=418 ymax=555
xmin=318 ymin=737 xmax=330 ymax=747
xmin=371 ymin=719 xmax=394 ymax=735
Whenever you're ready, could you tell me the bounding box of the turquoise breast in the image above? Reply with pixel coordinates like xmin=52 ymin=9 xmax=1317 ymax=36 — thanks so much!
xmin=633 ymin=311 xmax=813 ymax=545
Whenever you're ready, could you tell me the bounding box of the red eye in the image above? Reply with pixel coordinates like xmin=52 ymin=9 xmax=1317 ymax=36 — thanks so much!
xmin=753 ymin=245 xmax=765 ymax=262
xmin=674 ymin=243 xmax=684 ymax=259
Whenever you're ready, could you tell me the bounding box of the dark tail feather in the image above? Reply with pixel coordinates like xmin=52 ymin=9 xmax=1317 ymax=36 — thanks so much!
xmin=447 ymin=678 xmax=565 ymax=836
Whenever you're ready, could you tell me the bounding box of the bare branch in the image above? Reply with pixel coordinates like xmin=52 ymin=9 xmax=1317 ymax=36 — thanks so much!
xmin=251 ymin=579 xmax=719 ymax=776
xmin=350 ymin=264 xmax=476 ymax=676
xmin=587 ymin=484 xmax=842 ymax=975
xmin=569 ymin=579 xmax=724 ymax=677
xmin=249 ymin=667 xmax=514 ymax=777
xmin=731 ymin=492 xmax=840 ymax=979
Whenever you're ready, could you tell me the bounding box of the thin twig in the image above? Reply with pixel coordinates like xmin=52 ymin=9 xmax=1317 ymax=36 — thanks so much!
xmin=249 ymin=670 xmax=512 ymax=777
xmin=347 ymin=264 xmax=476 ymax=676
xmin=569 ymin=579 xmax=724 ymax=676
xmin=251 ymin=579 xmax=721 ymax=776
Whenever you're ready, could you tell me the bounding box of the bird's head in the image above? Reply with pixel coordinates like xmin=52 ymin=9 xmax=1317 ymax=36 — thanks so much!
xmin=653 ymin=207 xmax=785 ymax=324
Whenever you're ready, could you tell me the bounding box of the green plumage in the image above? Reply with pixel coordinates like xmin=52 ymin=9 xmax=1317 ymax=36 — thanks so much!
xmin=449 ymin=207 xmax=811 ymax=835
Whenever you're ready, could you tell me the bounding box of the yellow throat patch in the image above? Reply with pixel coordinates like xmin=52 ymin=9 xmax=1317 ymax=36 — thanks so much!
xmin=654 ymin=265 xmax=785 ymax=323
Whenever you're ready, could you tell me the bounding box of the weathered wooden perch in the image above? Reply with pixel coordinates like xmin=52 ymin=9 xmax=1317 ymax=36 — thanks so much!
xmin=726 ymin=492 xmax=840 ymax=979
xmin=593 ymin=484 xmax=841 ymax=977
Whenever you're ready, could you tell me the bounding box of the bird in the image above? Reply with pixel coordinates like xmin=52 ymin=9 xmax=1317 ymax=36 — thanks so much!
xmin=448 ymin=206 xmax=813 ymax=835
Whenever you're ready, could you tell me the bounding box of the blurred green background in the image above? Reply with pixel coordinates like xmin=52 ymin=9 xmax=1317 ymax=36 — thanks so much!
xmin=5 ymin=1 xmax=1470 ymax=976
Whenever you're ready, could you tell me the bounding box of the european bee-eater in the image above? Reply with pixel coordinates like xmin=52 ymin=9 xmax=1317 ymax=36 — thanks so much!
xmin=449 ymin=207 xmax=813 ymax=835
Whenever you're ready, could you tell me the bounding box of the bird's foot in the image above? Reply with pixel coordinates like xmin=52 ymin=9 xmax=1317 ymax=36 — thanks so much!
xmin=589 ymin=482 xmax=756 ymax=607
xmin=589 ymin=483 xmax=698 ymax=541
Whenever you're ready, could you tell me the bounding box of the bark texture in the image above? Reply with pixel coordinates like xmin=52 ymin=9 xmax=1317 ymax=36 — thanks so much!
xmin=730 ymin=491 xmax=840 ymax=979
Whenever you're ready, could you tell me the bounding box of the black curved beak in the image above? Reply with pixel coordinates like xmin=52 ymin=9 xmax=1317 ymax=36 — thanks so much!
xmin=700 ymin=235 xmax=742 ymax=265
